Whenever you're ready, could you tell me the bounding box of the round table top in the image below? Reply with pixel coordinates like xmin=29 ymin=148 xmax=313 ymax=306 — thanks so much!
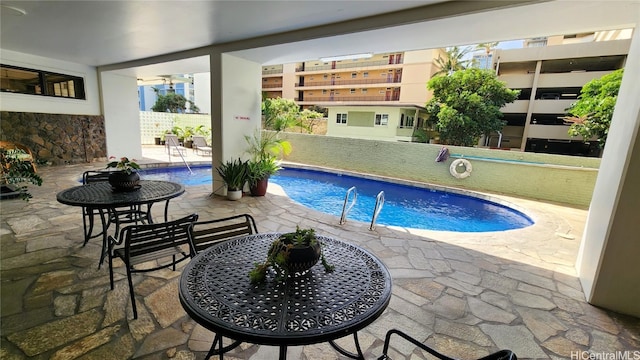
xmin=56 ymin=180 xmax=185 ymax=207
xmin=179 ymin=232 xmax=392 ymax=346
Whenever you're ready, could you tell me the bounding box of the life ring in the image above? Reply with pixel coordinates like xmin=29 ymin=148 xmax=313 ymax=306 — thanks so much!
xmin=449 ymin=159 xmax=472 ymax=179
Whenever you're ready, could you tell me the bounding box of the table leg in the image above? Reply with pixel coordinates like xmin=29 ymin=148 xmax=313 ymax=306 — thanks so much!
xmin=204 ymin=334 xmax=242 ymax=360
xmin=279 ymin=345 xmax=287 ymax=360
xmin=97 ymin=208 xmax=109 ymax=269
xmin=329 ymin=332 xmax=365 ymax=359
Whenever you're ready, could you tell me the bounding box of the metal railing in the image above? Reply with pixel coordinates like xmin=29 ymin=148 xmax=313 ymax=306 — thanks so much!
xmin=369 ymin=191 xmax=385 ymax=231
xmin=339 ymin=186 xmax=357 ymax=225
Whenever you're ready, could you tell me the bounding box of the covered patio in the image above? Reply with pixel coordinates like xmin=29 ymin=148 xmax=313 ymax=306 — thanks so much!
xmin=1 ymin=160 xmax=638 ymax=359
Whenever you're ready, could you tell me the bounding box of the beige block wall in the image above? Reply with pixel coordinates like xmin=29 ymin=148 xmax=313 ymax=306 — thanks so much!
xmin=279 ymin=132 xmax=600 ymax=207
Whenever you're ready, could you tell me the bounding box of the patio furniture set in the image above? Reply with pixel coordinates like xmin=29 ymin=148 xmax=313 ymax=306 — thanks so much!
xmin=55 ymin=175 xmax=516 ymax=360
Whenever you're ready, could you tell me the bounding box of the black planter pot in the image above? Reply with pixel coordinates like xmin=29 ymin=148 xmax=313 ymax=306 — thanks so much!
xmin=270 ymin=241 xmax=321 ymax=275
xmin=108 ymin=171 xmax=141 ymax=192
xmin=154 ymin=137 xmax=161 ymax=145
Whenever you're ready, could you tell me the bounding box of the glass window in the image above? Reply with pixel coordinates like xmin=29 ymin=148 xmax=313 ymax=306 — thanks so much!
xmin=1 ymin=64 xmax=86 ymax=99
xmin=336 ymin=113 xmax=347 ymax=124
xmin=363 ymin=72 xmax=369 ymax=78
xmin=350 ymin=89 xmax=356 ymax=94
xmin=375 ymin=114 xmax=389 ymax=126
xmin=351 ymin=73 xmax=357 ymax=78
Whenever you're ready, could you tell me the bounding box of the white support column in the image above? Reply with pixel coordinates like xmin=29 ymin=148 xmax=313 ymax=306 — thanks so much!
xmin=210 ymin=50 xmax=262 ymax=196
xmin=100 ymin=72 xmax=143 ymax=160
xmin=576 ymin=27 xmax=640 ymax=317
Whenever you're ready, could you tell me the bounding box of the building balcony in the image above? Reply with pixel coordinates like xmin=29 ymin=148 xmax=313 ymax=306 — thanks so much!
xmin=296 ymin=59 xmax=403 ymax=72
xmin=296 ymin=78 xmax=401 ymax=88
xmin=531 ymin=99 xmax=574 ymax=114
xmin=262 ymin=83 xmax=283 ymax=89
xmin=527 ymin=124 xmax=573 ymax=140
xmin=297 ymin=95 xmax=400 ymax=102
xmin=502 ymin=100 xmax=530 ymax=113
xmin=537 ymin=70 xmax=615 ymax=88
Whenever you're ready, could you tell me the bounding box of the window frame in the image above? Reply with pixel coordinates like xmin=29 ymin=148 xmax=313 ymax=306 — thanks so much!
xmin=375 ymin=113 xmax=389 ymax=126
xmin=1 ymin=63 xmax=86 ymax=100
xmin=336 ymin=113 xmax=348 ymax=125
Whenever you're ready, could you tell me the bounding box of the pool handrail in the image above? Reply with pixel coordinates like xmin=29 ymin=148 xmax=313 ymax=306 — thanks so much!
xmin=370 ymin=191 xmax=385 ymax=231
xmin=339 ymin=186 xmax=357 ymax=225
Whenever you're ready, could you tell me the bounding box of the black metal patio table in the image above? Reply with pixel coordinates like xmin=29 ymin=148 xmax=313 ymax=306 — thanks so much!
xmin=179 ymin=232 xmax=392 ymax=360
xmin=56 ymin=180 xmax=185 ymax=264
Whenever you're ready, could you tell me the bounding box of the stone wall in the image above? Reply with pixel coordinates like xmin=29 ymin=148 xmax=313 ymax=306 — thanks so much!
xmin=0 ymin=111 xmax=106 ymax=165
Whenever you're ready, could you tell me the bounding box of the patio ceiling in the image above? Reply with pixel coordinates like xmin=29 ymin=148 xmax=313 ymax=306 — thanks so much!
xmin=1 ymin=1 xmax=638 ymax=80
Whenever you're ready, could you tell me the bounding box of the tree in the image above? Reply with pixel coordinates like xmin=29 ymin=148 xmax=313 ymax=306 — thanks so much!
xmin=426 ymin=68 xmax=519 ymax=146
xmin=433 ymin=46 xmax=476 ymax=76
xmin=151 ymin=88 xmax=200 ymax=113
xmin=563 ymin=69 xmax=623 ymax=148
xmin=261 ymin=97 xmax=323 ymax=133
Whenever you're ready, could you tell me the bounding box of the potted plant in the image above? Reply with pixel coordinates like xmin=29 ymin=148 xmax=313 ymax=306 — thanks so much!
xmin=247 ymin=158 xmax=281 ymax=196
xmin=216 ymin=158 xmax=248 ymax=200
xmin=0 ymin=147 xmax=43 ymax=201
xmin=249 ymin=227 xmax=334 ymax=284
xmin=244 ymin=131 xmax=291 ymax=196
xmin=105 ymin=156 xmax=141 ymax=192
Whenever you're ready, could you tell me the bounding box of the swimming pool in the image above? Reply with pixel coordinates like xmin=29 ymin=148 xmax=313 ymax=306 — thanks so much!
xmin=140 ymin=165 xmax=534 ymax=232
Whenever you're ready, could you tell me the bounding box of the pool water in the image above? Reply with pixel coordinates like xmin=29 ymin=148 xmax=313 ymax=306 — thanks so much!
xmin=141 ymin=165 xmax=534 ymax=232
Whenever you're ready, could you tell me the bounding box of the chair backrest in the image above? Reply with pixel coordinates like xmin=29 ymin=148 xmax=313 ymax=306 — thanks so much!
xmin=119 ymin=213 xmax=199 ymax=267
xmin=378 ymin=329 xmax=517 ymax=360
xmin=192 ymin=136 xmax=209 ymax=147
xmin=82 ymin=170 xmax=111 ymax=184
xmin=192 ymin=214 xmax=258 ymax=253
xmin=165 ymin=134 xmax=181 ymax=146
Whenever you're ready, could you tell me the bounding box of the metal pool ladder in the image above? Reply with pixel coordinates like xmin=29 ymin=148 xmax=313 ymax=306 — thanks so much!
xmin=339 ymin=186 xmax=357 ymax=225
xmin=369 ymin=191 xmax=385 ymax=230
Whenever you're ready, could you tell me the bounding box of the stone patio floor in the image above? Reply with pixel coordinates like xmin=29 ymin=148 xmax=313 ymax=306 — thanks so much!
xmin=1 ymin=147 xmax=638 ymax=359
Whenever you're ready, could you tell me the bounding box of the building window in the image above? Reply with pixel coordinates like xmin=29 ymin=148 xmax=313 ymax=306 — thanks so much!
xmin=0 ymin=64 xmax=86 ymax=99
xmin=375 ymin=114 xmax=389 ymax=126
xmin=351 ymin=73 xmax=357 ymax=78
xmin=363 ymin=72 xmax=369 ymax=78
xmin=323 ymin=74 xmax=328 ymax=79
xmin=361 ymin=89 xmax=367 ymax=94
xmin=322 ymin=89 xmax=327 ymax=94
xmin=350 ymin=89 xmax=356 ymax=94
xmin=336 ymin=113 xmax=347 ymax=124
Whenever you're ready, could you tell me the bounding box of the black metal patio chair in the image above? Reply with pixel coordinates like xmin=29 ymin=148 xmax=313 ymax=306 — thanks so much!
xmin=108 ymin=213 xmax=199 ymax=319
xmin=378 ymin=329 xmax=517 ymax=360
xmin=191 ymin=214 xmax=258 ymax=253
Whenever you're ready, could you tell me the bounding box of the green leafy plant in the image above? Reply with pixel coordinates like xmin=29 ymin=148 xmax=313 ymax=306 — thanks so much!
xmin=216 ymin=158 xmax=248 ymax=191
xmin=247 ymin=157 xmax=281 ymax=187
xmin=105 ymin=156 xmax=141 ymax=175
xmin=563 ymin=68 xmax=623 ymax=148
xmin=249 ymin=227 xmax=334 ymax=284
xmin=0 ymin=148 xmax=43 ymax=201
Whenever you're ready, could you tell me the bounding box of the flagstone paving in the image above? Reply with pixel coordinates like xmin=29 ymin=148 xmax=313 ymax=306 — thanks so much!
xmin=1 ymin=155 xmax=639 ymax=359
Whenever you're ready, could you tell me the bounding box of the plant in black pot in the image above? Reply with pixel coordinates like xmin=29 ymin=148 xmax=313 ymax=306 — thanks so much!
xmin=216 ymin=158 xmax=248 ymax=200
xmin=249 ymin=227 xmax=334 ymax=284
xmin=0 ymin=147 xmax=43 ymax=201
xmin=106 ymin=156 xmax=141 ymax=192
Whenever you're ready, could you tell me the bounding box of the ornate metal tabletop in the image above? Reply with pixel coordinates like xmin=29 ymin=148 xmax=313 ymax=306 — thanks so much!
xmin=56 ymin=180 xmax=185 ymax=208
xmin=179 ymin=232 xmax=392 ymax=359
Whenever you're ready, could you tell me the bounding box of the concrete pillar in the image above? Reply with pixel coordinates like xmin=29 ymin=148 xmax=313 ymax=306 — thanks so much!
xmin=576 ymin=27 xmax=640 ymax=317
xmin=100 ymin=72 xmax=143 ymax=160
xmin=210 ymin=50 xmax=262 ymax=196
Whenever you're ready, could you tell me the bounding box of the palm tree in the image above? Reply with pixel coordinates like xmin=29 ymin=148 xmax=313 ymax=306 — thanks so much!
xmin=475 ymin=42 xmax=500 ymax=69
xmin=433 ymin=46 xmax=475 ymax=76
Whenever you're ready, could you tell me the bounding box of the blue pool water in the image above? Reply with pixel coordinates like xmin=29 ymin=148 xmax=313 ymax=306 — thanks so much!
xmin=140 ymin=165 xmax=534 ymax=232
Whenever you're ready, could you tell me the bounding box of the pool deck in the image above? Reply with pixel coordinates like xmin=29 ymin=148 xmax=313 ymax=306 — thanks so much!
xmin=1 ymin=145 xmax=638 ymax=359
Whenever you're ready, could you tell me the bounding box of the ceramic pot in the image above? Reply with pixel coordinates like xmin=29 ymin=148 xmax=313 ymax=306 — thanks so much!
xmin=108 ymin=171 xmax=140 ymax=191
xmin=226 ymin=189 xmax=243 ymax=201
xmin=250 ymin=178 xmax=269 ymax=196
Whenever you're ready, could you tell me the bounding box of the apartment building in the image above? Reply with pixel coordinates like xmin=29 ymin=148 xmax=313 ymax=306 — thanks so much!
xmin=490 ymin=30 xmax=631 ymax=156
xmin=262 ymin=49 xmax=443 ymax=141
xmin=264 ymin=30 xmax=631 ymax=155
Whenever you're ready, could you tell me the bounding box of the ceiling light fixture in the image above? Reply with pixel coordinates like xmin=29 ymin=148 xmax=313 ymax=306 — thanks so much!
xmin=320 ymin=53 xmax=373 ymax=62
xmin=1 ymin=5 xmax=28 ymax=16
